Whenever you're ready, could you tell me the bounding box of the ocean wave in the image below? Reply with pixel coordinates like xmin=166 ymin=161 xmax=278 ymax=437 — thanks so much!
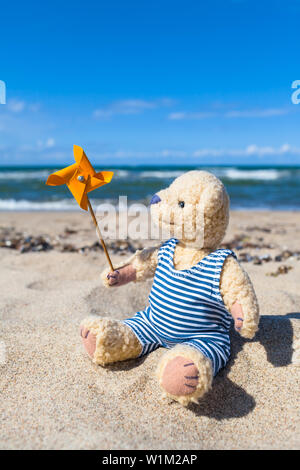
xmin=0 ymin=170 xmax=54 ymax=181
xmin=113 ymin=170 xmax=130 ymax=178
xmin=219 ymin=168 xmax=286 ymax=181
xmin=0 ymin=198 xmax=150 ymax=212
xmin=0 ymin=199 xmax=79 ymax=211
xmin=139 ymin=170 xmax=184 ymax=179
xmin=0 ymin=169 xmax=132 ymax=181
xmin=0 ymin=167 xmax=292 ymax=183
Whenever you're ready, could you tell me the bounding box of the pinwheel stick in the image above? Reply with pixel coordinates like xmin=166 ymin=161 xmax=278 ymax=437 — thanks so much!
xmin=87 ymin=197 xmax=114 ymax=272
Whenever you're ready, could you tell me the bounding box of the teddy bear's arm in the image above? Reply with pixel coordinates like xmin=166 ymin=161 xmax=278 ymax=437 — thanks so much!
xmin=101 ymin=246 xmax=160 ymax=288
xmin=220 ymin=255 xmax=259 ymax=339
xmin=130 ymin=246 xmax=160 ymax=280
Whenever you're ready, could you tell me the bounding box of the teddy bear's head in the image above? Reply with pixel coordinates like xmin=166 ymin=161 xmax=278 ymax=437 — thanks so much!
xmin=150 ymin=170 xmax=229 ymax=249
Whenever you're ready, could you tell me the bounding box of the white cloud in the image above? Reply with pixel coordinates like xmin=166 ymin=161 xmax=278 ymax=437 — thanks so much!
xmin=168 ymin=112 xmax=187 ymax=120
xmin=168 ymin=108 xmax=289 ymax=120
xmin=90 ymin=144 xmax=300 ymax=161
xmin=45 ymin=138 xmax=55 ymax=148
xmin=5 ymin=99 xmax=41 ymax=114
xmin=7 ymin=99 xmax=26 ymax=113
xmin=169 ymin=111 xmax=217 ymax=120
xmin=1 ymin=141 xmax=300 ymax=166
xmin=93 ymin=109 xmax=113 ymax=119
xmin=36 ymin=138 xmax=56 ymax=150
xmin=28 ymin=103 xmax=41 ymax=112
xmin=193 ymin=143 xmax=300 ymax=158
xmin=94 ymin=98 xmax=175 ymax=119
xmin=117 ymin=99 xmax=157 ymax=111
xmin=225 ymin=108 xmax=288 ymax=118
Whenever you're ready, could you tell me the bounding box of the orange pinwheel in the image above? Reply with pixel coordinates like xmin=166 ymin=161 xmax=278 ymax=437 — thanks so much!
xmin=46 ymin=145 xmax=115 ymax=271
xmin=46 ymin=145 xmax=113 ymax=210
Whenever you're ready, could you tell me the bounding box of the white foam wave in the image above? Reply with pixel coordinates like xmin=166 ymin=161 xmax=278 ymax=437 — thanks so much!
xmin=0 ymin=169 xmax=131 ymax=181
xmin=0 ymin=168 xmax=291 ymax=182
xmin=113 ymin=170 xmax=130 ymax=178
xmin=0 ymin=199 xmax=79 ymax=211
xmin=139 ymin=171 xmax=184 ymax=179
xmin=0 ymin=198 xmax=150 ymax=212
xmin=221 ymin=168 xmax=284 ymax=181
xmin=0 ymin=170 xmax=53 ymax=181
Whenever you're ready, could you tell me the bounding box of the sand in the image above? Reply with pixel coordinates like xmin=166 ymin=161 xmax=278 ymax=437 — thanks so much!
xmin=0 ymin=210 xmax=299 ymax=450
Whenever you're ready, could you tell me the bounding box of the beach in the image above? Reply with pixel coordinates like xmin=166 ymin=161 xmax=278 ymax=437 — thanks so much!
xmin=0 ymin=210 xmax=299 ymax=450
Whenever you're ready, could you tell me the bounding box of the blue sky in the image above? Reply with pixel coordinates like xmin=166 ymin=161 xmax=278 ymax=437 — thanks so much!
xmin=1 ymin=0 xmax=300 ymax=166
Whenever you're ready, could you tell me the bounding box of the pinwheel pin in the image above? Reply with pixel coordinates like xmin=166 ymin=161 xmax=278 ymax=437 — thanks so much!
xmin=46 ymin=145 xmax=114 ymax=271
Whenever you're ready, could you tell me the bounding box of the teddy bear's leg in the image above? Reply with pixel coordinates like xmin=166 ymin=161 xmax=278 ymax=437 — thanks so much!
xmin=80 ymin=317 xmax=142 ymax=365
xmin=156 ymin=344 xmax=213 ymax=406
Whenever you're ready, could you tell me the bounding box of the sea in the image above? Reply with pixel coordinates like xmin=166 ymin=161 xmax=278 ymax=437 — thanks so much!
xmin=0 ymin=165 xmax=299 ymax=211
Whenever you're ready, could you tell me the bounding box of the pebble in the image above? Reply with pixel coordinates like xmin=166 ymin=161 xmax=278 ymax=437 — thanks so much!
xmin=1 ymin=227 xmax=300 ymax=268
xmin=266 ymin=265 xmax=293 ymax=277
xmin=0 ymin=227 xmax=142 ymax=256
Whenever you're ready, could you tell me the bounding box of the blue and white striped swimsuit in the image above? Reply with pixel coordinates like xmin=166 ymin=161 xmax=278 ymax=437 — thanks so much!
xmin=124 ymin=238 xmax=236 ymax=375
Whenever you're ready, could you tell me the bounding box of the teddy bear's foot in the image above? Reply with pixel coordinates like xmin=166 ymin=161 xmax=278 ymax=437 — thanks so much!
xmin=79 ymin=317 xmax=142 ymax=365
xmin=156 ymin=344 xmax=213 ymax=406
xmin=80 ymin=326 xmax=97 ymax=358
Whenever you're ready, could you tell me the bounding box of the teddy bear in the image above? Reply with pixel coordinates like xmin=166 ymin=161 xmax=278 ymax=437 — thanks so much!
xmin=80 ymin=171 xmax=259 ymax=406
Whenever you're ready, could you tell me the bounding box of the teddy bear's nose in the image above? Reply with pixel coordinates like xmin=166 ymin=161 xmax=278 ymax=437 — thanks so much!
xmin=150 ymin=194 xmax=161 ymax=205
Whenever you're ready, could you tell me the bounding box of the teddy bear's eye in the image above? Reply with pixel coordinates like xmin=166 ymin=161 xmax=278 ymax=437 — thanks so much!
xmin=178 ymin=201 xmax=185 ymax=208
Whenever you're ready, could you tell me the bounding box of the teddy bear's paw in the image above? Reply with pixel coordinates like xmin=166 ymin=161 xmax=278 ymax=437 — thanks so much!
xmin=156 ymin=344 xmax=213 ymax=406
xmin=240 ymin=321 xmax=259 ymax=339
xmin=100 ymin=268 xmax=113 ymax=288
xmin=161 ymin=356 xmax=200 ymax=396
xmin=79 ymin=317 xmax=142 ymax=366
xmin=80 ymin=325 xmax=97 ymax=359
